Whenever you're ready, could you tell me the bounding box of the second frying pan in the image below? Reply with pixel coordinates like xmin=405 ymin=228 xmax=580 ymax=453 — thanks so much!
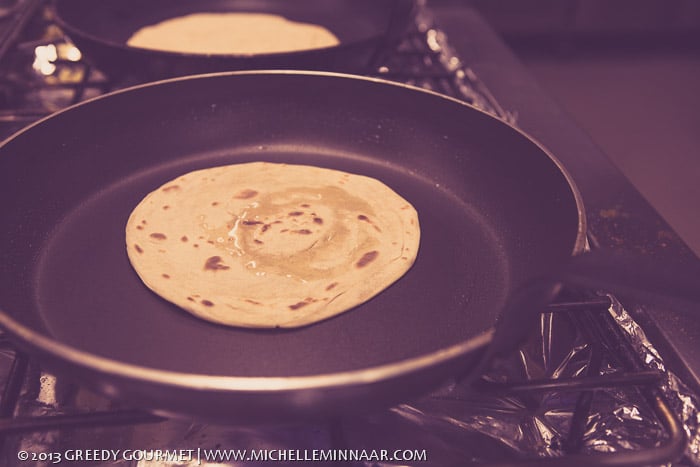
xmin=0 ymin=71 xmax=585 ymax=423
xmin=53 ymin=0 xmax=415 ymax=82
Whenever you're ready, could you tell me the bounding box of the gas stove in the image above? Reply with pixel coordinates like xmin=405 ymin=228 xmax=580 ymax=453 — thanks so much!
xmin=1 ymin=1 xmax=699 ymax=465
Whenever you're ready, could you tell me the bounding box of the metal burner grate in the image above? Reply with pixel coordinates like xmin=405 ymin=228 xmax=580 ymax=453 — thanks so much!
xmin=369 ymin=6 xmax=517 ymax=125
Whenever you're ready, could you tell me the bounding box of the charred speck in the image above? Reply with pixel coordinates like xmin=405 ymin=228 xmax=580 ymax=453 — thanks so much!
xmin=134 ymin=244 xmax=143 ymax=254
xmin=234 ymin=189 xmax=258 ymax=199
xmin=288 ymin=211 xmax=304 ymax=216
xmin=181 ymin=236 xmax=188 ymax=242
xmin=204 ymin=256 xmax=230 ymax=271
xmin=313 ymin=217 xmax=323 ymax=224
xmin=356 ymin=250 xmax=379 ymax=268
xmin=201 ymin=300 xmax=214 ymax=307
xmin=242 ymin=220 xmax=263 ymax=226
xmin=295 ymin=229 xmax=312 ymax=235
xmin=149 ymin=233 xmax=166 ymax=240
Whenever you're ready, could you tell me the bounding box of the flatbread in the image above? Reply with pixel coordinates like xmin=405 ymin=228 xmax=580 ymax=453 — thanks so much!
xmin=126 ymin=12 xmax=340 ymax=55
xmin=125 ymin=162 xmax=420 ymax=328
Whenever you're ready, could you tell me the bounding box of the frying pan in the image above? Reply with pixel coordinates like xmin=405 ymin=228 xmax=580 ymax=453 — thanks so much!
xmin=53 ymin=0 xmax=414 ymax=82
xmin=1 ymin=70 xmax=675 ymax=424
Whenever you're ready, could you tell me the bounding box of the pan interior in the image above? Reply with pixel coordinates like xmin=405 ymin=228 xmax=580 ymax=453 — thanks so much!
xmin=32 ymin=149 xmax=510 ymax=377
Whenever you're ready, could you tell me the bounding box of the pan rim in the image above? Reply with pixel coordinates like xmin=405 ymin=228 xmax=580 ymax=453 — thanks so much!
xmin=0 ymin=311 xmax=493 ymax=390
xmin=0 ymin=70 xmax=587 ymax=394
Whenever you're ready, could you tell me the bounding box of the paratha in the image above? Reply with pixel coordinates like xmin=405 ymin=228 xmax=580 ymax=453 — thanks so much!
xmin=125 ymin=162 xmax=420 ymax=328
xmin=126 ymin=12 xmax=340 ymax=55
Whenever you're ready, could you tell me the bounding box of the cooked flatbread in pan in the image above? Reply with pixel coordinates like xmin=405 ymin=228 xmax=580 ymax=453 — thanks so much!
xmin=126 ymin=12 xmax=340 ymax=55
xmin=125 ymin=162 xmax=420 ymax=328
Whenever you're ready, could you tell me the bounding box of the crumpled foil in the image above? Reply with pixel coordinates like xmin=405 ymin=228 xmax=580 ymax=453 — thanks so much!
xmin=610 ymin=296 xmax=700 ymax=465
xmin=341 ymin=294 xmax=700 ymax=466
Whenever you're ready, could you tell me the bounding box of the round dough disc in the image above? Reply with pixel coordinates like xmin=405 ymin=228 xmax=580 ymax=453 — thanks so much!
xmin=127 ymin=12 xmax=340 ymax=55
xmin=125 ymin=162 xmax=420 ymax=328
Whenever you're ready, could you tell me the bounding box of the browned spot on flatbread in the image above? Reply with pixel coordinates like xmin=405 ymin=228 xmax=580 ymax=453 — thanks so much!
xmin=261 ymin=224 xmax=271 ymax=233
xmin=300 ymin=203 xmax=310 ymax=208
xmin=162 ymin=273 xmax=170 ymax=279
xmin=242 ymin=220 xmax=263 ymax=226
xmin=325 ymin=282 xmax=338 ymax=291
xmin=211 ymin=201 xmax=219 ymax=206
xmin=149 ymin=233 xmax=166 ymax=240
xmin=186 ymin=296 xmax=195 ymax=302
xmin=245 ymin=299 xmax=262 ymax=305
xmin=141 ymin=220 xmax=147 ymax=225
xmin=180 ymin=235 xmax=188 ymax=242
xmin=162 ymin=205 xmax=170 ymax=210
xmin=134 ymin=244 xmax=143 ymax=254
xmin=289 ymin=301 xmax=308 ymax=310
xmin=356 ymin=250 xmax=379 ymax=268
xmin=136 ymin=225 xmax=143 ymax=230
xmin=289 ymin=298 xmax=314 ymax=310
xmin=357 ymin=214 xmax=382 ymax=232
xmin=234 ymin=189 xmax=258 ymax=199
xmin=313 ymin=217 xmax=323 ymax=224
xmin=193 ymin=243 xmax=199 ymax=248
xmin=204 ymin=256 xmax=230 ymax=271
xmin=201 ymin=299 xmax=214 ymax=307
xmin=254 ymin=239 xmax=264 ymax=244
xmin=294 ymin=229 xmax=312 ymax=235
xmin=162 ymin=185 xmax=180 ymax=192
xmin=288 ymin=211 xmax=303 ymax=216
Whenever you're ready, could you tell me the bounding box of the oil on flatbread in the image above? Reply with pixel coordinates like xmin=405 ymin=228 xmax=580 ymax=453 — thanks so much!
xmin=125 ymin=162 xmax=420 ymax=328
xmin=126 ymin=12 xmax=340 ymax=55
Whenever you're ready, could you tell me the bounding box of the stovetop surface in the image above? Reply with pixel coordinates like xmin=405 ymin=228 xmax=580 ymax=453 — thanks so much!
xmin=0 ymin=1 xmax=699 ymax=465
xmin=429 ymin=4 xmax=700 ymax=396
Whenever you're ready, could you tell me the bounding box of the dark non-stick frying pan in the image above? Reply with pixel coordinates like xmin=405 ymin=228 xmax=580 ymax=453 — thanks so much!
xmin=0 ymin=71 xmax=589 ymax=423
xmin=53 ymin=0 xmax=414 ymax=82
